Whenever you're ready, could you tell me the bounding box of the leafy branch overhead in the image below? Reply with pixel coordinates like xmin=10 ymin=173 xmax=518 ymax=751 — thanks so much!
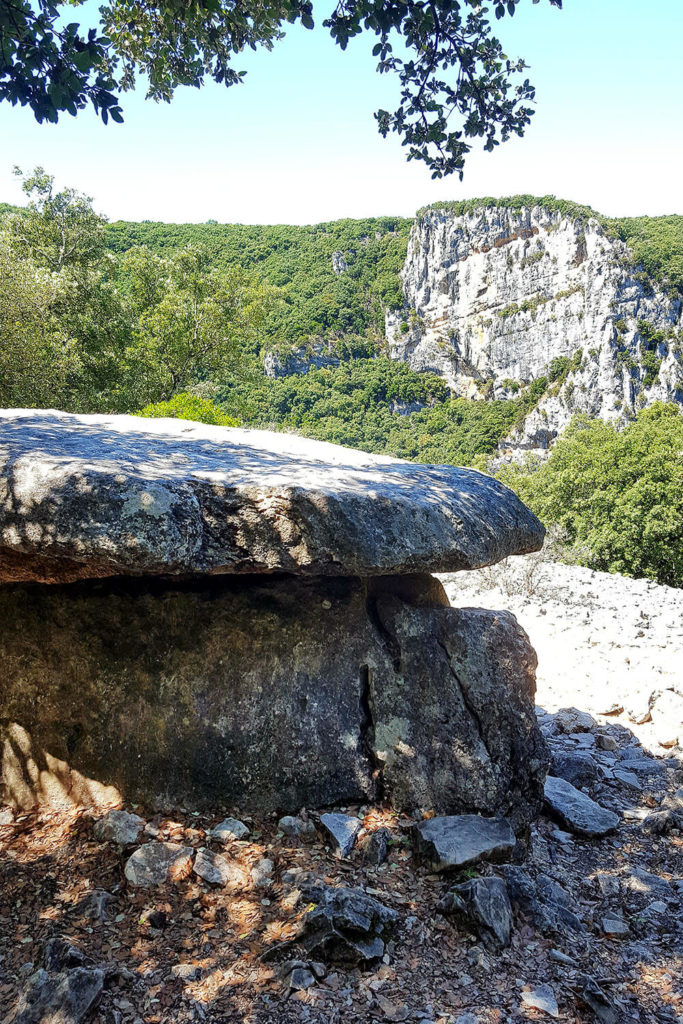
xmin=0 ymin=0 xmax=561 ymax=175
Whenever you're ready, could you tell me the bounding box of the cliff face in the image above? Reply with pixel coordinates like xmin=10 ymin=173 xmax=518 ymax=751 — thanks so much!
xmin=386 ymin=205 xmax=683 ymax=450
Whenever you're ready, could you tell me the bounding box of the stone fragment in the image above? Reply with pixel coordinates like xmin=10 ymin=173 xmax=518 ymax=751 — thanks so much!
xmin=641 ymin=809 xmax=682 ymax=834
xmin=208 ymin=817 xmax=250 ymax=842
xmin=124 ymin=842 xmax=194 ymax=888
xmin=521 ymin=983 xmax=559 ymax=1018
xmin=543 ymin=776 xmax=619 ymax=837
xmin=662 ymin=788 xmax=683 ymax=810
xmin=278 ymin=815 xmax=316 ymax=838
xmin=319 ymin=813 xmax=362 ymax=857
xmin=438 ymin=876 xmax=512 ymax=949
xmin=601 ymin=912 xmax=629 ymax=936
xmin=613 ymin=769 xmax=641 ymax=790
xmin=550 ymin=751 xmax=599 ymax=789
xmin=288 ymin=967 xmax=316 ymax=991
xmin=296 ymin=886 xmax=398 ymax=964
xmin=553 ymin=708 xmax=596 ymax=734
xmin=577 ymin=976 xmax=619 ymax=1024
xmin=371 ymin=599 xmax=549 ymax=829
xmin=455 ymin=1016 xmax=479 ymax=1024
xmin=251 ymin=858 xmax=274 ymax=887
xmin=596 ymin=734 xmax=618 ymax=752
xmin=10 ymin=967 xmax=105 ymax=1024
xmin=501 ymin=866 xmax=584 ymax=937
xmin=414 ymin=815 xmax=515 ymax=871
xmin=93 ymin=809 xmax=145 ymax=845
xmin=595 ymin=872 xmax=620 ymax=896
xmin=358 ymin=828 xmax=391 ymax=866
xmin=43 ymin=939 xmax=87 ymax=973
xmin=0 ymin=410 xmax=543 ymax=584
xmin=193 ymin=848 xmax=242 ymax=887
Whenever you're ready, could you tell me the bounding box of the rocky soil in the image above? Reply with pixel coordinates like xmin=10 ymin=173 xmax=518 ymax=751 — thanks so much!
xmin=1 ymin=561 xmax=681 ymax=1024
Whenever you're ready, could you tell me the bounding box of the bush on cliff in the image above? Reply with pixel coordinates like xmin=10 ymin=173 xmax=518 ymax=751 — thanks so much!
xmin=137 ymin=393 xmax=240 ymax=426
xmin=498 ymin=403 xmax=683 ymax=587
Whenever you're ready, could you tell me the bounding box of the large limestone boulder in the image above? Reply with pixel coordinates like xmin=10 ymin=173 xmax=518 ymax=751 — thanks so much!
xmin=0 ymin=572 xmax=548 ymax=822
xmin=0 ymin=409 xmax=548 ymax=825
xmin=0 ymin=410 xmax=543 ymax=584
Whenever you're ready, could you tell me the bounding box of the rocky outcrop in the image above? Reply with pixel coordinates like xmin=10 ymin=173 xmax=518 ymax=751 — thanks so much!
xmin=386 ymin=203 xmax=683 ymax=451
xmin=0 ymin=411 xmax=547 ymax=823
xmin=0 ymin=410 xmax=543 ymax=584
xmin=0 ymin=572 xmax=547 ymax=821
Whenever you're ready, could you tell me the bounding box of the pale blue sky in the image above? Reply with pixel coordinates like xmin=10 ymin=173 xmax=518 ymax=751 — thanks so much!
xmin=1 ymin=0 xmax=682 ymax=223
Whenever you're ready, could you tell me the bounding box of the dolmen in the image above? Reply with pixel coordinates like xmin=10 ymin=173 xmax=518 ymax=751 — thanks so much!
xmin=0 ymin=410 xmax=549 ymax=827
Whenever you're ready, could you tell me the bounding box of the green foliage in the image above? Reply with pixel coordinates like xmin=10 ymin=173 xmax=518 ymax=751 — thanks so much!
xmin=0 ymin=0 xmax=122 ymax=123
xmin=1 ymin=0 xmax=562 ymax=177
xmin=137 ymin=393 xmax=240 ymax=426
xmin=417 ymin=195 xmax=603 ymax=224
xmin=8 ymin=167 xmax=106 ymax=271
xmin=606 ymin=215 xmax=683 ymax=294
xmin=498 ymin=404 xmax=683 ymax=587
xmin=106 ymin=217 xmax=412 ymax=348
xmin=218 ymin=357 xmax=520 ymax=465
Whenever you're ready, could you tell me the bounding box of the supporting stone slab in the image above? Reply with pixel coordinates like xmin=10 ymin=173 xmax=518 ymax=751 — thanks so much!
xmin=0 ymin=573 xmax=548 ymax=823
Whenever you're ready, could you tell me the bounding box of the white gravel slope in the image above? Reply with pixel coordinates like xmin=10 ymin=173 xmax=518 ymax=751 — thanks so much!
xmin=440 ymin=558 xmax=683 ymax=753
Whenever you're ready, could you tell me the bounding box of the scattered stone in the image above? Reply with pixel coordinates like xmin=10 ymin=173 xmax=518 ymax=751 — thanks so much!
xmin=596 ymin=734 xmax=618 ymax=752
xmin=124 ymin=842 xmax=194 ymax=888
xmin=595 ymin=872 xmax=620 ymax=897
xmin=413 ymin=815 xmax=515 ymax=871
xmin=93 ymin=809 xmax=145 ymax=845
xmin=319 ymin=813 xmax=362 ymax=857
xmin=501 ymin=866 xmax=584 ymax=937
xmin=554 ymin=708 xmax=596 ymax=734
xmin=520 ymin=983 xmax=559 ymax=1018
xmin=288 ymin=967 xmax=317 ymax=992
xmin=643 ymin=900 xmax=668 ymax=919
xmin=296 ymin=886 xmax=398 ymax=964
xmin=549 ymin=949 xmax=576 ymax=966
xmin=170 ymin=964 xmax=202 ymax=981
xmin=577 ymin=976 xmax=619 ymax=1024
xmin=661 ymin=787 xmax=683 ymax=811
xmin=613 ymin=769 xmax=641 ymax=790
xmin=358 ymin=828 xmax=391 ymax=866
xmin=43 ymin=939 xmax=87 ymax=973
xmin=543 ymin=776 xmax=619 ymax=837
xmin=438 ymin=876 xmax=512 ymax=949
xmin=278 ymin=816 xmax=316 ymax=839
xmin=550 ymin=751 xmax=599 ymax=789
xmin=601 ymin=912 xmax=629 ymax=936
xmin=251 ymin=858 xmax=274 ymax=887
xmin=455 ymin=1015 xmax=479 ymax=1024
xmin=598 ymin=703 xmax=623 ymax=717
xmin=208 ymin=818 xmax=250 ymax=842
xmin=193 ymin=848 xmax=244 ymax=887
xmin=641 ymin=809 xmax=682 ymax=835
xmin=10 ymin=966 xmax=105 ymax=1024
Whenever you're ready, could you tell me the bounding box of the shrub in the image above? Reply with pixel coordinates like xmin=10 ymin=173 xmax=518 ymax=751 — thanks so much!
xmin=498 ymin=403 xmax=683 ymax=586
xmin=137 ymin=393 xmax=240 ymax=426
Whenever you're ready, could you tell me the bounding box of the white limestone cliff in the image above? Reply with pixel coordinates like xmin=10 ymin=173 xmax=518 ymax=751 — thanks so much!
xmin=385 ymin=204 xmax=683 ymax=451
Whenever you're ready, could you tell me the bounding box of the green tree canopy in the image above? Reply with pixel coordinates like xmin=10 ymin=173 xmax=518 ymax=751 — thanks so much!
xmin=498 ymin=404 xmax=683 ymax=587
xmin=1 ymin=0 xmax=561 ymax=176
